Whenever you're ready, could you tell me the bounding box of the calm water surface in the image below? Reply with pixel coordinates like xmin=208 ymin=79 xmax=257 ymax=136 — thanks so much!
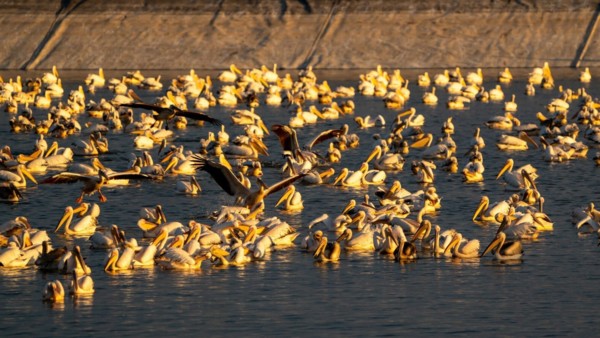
xmin=0 ymin=69 xmax=599 ymax=336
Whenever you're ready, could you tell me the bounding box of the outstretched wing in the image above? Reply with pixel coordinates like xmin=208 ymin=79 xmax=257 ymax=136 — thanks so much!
xmin=191 ymin=155 xmax=250 ymax=197
xmin=119 ymin=102 xmax=161 ymax=111
xmin=264 ymin=173 xmax=306 ymax=198
xmin=107 ymin=173 xmax=155 ymax=181
xmin=41 ymin=172 xmax=93 ymax=184
xmin=174 ymin=110 xmax=223 ymax=126
xmin=305 ymin=125 xmax=347 ymax=150
xmin=271 ymin=124 xmax=300 ymax=153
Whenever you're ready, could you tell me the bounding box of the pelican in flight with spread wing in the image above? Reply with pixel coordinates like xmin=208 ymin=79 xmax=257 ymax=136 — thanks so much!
xmin=191 ymin=155 xmax=305 ymax=210
xmin=120 ymin=102 xmax=222 ymax=128
xmin=41 ymin=170 xmax=154 ymax=203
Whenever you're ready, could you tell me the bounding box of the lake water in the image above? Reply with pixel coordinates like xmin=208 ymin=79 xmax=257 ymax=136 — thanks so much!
xmin=0 ymin=68 xmax=599 ymax=336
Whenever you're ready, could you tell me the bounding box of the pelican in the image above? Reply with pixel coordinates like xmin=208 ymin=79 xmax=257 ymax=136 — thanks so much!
xmin=365 ymin=144 xmax=405 ymax=171
xmin=473 ymin=196 xmax=511 ymax=223
xmin=444 ymin=233 xmax=480 ymax=259
xmin=504 ymin=94 xmax=517 ymax=112
xmin=418 ymin=72 xmax=431 ymax=87
xmin=72 ymin=132 xmax=108 ymax=156
xmin=275 ymin=185 xmax=303 ymax=211
xmin=411 ymin=160 xmax=436 ymax=184
xmin=55 ymin=203 xmax=100 ymax=236
xmin=103 ymin=247 xmax=134 ymax=272
xmin=156 ymin=247 xmax=210 ymax=270
xmin=120 ymin=102 xmax=222 ymax=127
xmin=337 ymin=227 xmax=381 ymax=252
xmin=308 ymin=213 xmax=351 ymax=234
xmin=480 ymin=232 xmax=523 ymax=261
xmin=313 ymin=235 xmax=341 ymax=262
xmin=85 ymin=68 xmax=105 ymax=87
xmin=219 ymin=64 xmax=242 ymax=82
xmin=496 ymin=132 xmax=538 ymax=151
xmin=42 ymin=280 xmax=65 ymax=303
xmin=354 ymin=115 xmax=385 ymax=129
xmin=498 ymin=67 xmax=513 ymax=83
xmin=175 ymin=176 xmax=201 ymax=195
xmin=489 ymin=85 xmax=505 ymax=101
xmin=461 ymin=154 xmax=485 ymax=183
xmin=496 ymin=159 xmax=538 ymax=190
xmin=41 ymin=170 xmax=153 ymax=203
xmin=0 ymin=165 xmax=37 ymax=188
xmin=394 ymin=235 xmax=417 ymax=261
xmin=70 ymin=269 xmax=95 ymax=296
xmin=486 ymin=112 xmax=520 ymax=130
xmin=192 ymin=155 xmax=305 ymax=210
xmin=0 ymin=183 xmax=22 ymax=202
xmin=580 ymin=67 xmax=592 ymax=83
xmin=422 ymin=87 xmax=438 ymax=104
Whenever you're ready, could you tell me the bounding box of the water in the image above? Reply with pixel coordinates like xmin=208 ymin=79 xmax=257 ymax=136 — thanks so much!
xmin=0 ymin=68 xmax=599 ymax=336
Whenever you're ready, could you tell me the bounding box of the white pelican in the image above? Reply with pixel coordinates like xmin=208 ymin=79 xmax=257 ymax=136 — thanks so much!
xmin=72 ymin=132 xmax=107 ymax=156
xmin=85 ymin=68 xmax=105 ymax=87
xmin=308 ymin=213 xmax=351 ymax=234
xmin=394 ymin=235 xmax=418 ymax=261
xmin=473 ymin=196 xmax=511 ymax=223
xmin=175 ymin=176 xmax=201 ymax=195
xmin=485 ymin=112 xmax=520 ymax=130
xmin=43 ymin=280 xmax=65 ymax=303
xmin=580 ymin=67 xmax=592 ymax=83
xmin=504 ymin=94 xmax=517 ymax=112
xmin=462 ymin=154 xmax=485 ymax=183
xmin=489 ymin=85 xmax=505 ymax=101
xmin=313 ymin=235 xmax=341 ymax=262
xmin=354 ymin=115 xmax=385 ymax=129
xmin=89 ymin=225 xmax=121 ymax=249
xmin=466 ymin=68 xmax=483 ymax=86
xmin=433 ymin=70 xmax=449 ymax=87
xmin=332 ymin=167 xmax=364 ymax=187
xmin=417 ymin=72 xmax=431 ymax=87
xmin=496 ymin=132 xmax=538 ymax=151
xmin=0 ymin=165 xmax=37 ymax=188
xmin=366 ymin=144 xmax=405 ymax=171
xmin=103 ymin=247 xmax=134 ymax=272
xmin=55 ymin=203 xmax=99 ymax=236
xmin=422 ymin=87 xmax=438 ymax=105
xmin=219 ymin=64 xmax=242 ymax=82
xmin=275 ymin=185 xmax=303 ymax=211
xmin=70 ymin=269 xmax=95 ymax=296
xmin=121 ymin=102 xmax=222 ymax=126
xmin=411 ymin=160 xmax=436 ymax=184
xmin=498 ymin=67 xmax=513 ymax=83
xmin=337 ymin=227 xmax=382 ymax=252
xmin=444 ymin=233 xmax=480 ymax=259
xmin=480 ymin=232 xmax=523 ymax=261
xmin=496 ymin=159 xmax=538 ymax=190
xmin=157 ymin=247 xmax=210 ymax=270
xmin=133 ymin=228 xmax=169 ymax=267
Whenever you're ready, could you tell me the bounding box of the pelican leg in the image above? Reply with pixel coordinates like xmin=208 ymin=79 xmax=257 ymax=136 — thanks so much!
xmin=98 ymin=190 xmax=107 ymax=203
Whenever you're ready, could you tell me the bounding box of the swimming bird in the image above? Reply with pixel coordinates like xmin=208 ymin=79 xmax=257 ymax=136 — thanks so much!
xmin=55 ymin=203 xmax=100 ymax=236
xmin=275 ymin=185 xmax=303 ymax=211
xmin=443 ymin=232 xmax=480 ymax=259
xmin=41 ymin=170 xmax=154 ymax=203
xmin=175 ymin=176 xmax=201 ymax=195
xmin=42 ymin=280 xmax=65 ymax=303
xmin=0 ymin=164 xmax=37 ymax=188
xmin=496 ymin=159 xmax=538 ymax=190
xmin=473 ymin=196 xmax=511 ymax=223
xmin=480 ymin=231 xmax=523 ymax=261
xmin=313 ymin=235 xmax=341 ymax=262
xmin=496 ymin=132 xmax=538 ymax=151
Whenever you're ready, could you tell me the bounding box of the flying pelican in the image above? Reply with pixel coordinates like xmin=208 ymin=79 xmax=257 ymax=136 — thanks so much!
xmin=480 ymin=232 xmax=523 ymax=261
xmin=496 ymin=159 xmax=538 ymax=190
xmin=191 ymin=155 xmax=305 ymax=210
xmin=41 ymin=170 xmax=153 ymax=203
xmin=120 ymin=102 xmax=222 ymax=128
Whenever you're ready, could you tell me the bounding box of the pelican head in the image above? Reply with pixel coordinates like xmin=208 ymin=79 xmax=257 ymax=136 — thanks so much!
xmin=496 ymin=158 xmax=515 ymax=179
xmin=443 ymin=232 xmax=464 ymax=256
xmin=473 ymin=196 xmax=490 ymax=221
xmin=366 ymin=145 xmax=382 ymax=163
xmin=275 ymin=185 xmax=296 ymax=207
xmin=341 ymin=199 xmax=356 ymax=215
xmin=313 ymin=236 xmax=329 ymax=258
xmin=480 ymin=232 xmax=507 ymax=257
xmin=411 ymin=219 xmax=432 ymax=242
xmin=332 ymin=167 xmax=349 ymax=186
xmin=43 ymin=280 xmax=65 ymax=303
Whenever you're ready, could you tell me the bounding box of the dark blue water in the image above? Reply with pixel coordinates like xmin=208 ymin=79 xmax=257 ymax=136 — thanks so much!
xmin=0 ymin=68 xmax=598 ymax=336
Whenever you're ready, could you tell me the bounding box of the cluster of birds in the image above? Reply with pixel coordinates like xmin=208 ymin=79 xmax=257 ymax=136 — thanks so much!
xmin=0 ymin=62 xmax=598 ymax=305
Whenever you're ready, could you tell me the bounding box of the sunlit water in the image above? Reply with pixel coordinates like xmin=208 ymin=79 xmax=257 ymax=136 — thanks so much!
xmin=1 ymin=69 xmax=599 ymax=336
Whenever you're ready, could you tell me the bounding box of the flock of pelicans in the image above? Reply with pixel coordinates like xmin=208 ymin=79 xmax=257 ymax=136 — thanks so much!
xmin=0 ymin=62 xmax=599 ymax=305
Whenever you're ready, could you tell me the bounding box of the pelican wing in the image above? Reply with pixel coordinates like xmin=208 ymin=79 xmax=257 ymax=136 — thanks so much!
xmin=305 ymin=126 xmax=347 ymax=150
xmin=173 ymin=110 xmax=223 ymax=126
xmin=119 ymin=102 xmax=160 ymax=111
xmin=41 ymin=172 xmax=95 ymax=184
xmin=501 ymin=241 xmax=523 ymax=256
xmin=461 ymin=239 xmax=480 ymax=255
xmin=191 ymin=155 xmax=250 ymax=197
xmin=264 ymin=173 xmax=307 ymax=198
xmin=271 ymin=124 xmax=300 ymax=154
xmin=107 ymin=172 xmax=155 ymax=181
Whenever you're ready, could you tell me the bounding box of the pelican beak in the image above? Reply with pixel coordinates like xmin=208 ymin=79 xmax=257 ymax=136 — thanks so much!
xmin=257 ymin=119 xmax=270 ymax=135
xmin=104 ymin=248 xmax=119 ymax=272
xmin=310 ymin=105 xmax=325 ymax=119
xmin=496 ymin=160 xmax=512 ymax=180
xmin=522 ymin=170 xmax=537 ymax=191
xmin=350 ymin=212 xmax=364 ymax=224
xmin=160 ymin=149 xmax=176 ymax=163
xmin=366 ymin=146 xmax=381 ymax=163
xmin=156 ymin=205 xmax=167 ymax=223
xmin=411 ymin=221 xmax=429 ymax=242
xmin=164 ymin=157 xmax=178 ymax=173
xmin=335 ymin=231 xmax=349 ymax=243
xmin=396 ymin=108 xmax=415 ymax=118
xmin=443 ymin=235 xmax=460 ymax=256
xmin=410 ymin=134 xmax=432 ymax=148
xmin=251 ymin=138 xmax=269 ymax=156
xmin=184 ymin=225 xmax=200 ymax=245
xmin=341 ymin=199 xmax=356 ymax=215
xmin=151 ymin=229 xmax=168 ymax=246
xmin=21 ymin=232 xmax=32 ymax=248
xmin=320 ymin=168 xmax=335 ymax=179
xmin=244 ymin=226 xmax=257 ymax=244
xmin=275 ymin=186 xmax=293 ymax=207
xmin=55 ymin=207 xmax=73 ymax=232
xmin=332 ymin=169 xmax=347 ymax=186
xmin=21 ymin=166 xmax=37 ymax=185
xmin=520 ymin=132 xmax=538 ymax=149
xmin=93 ymin=158 xmax=106 ymax=171
xmin=137 ymin=219 xmax=159 ymax=232
xmin=387 ymin=228 xmax=398 ymax=246
xmin=473 ymin=198 xmax=488 ymax=221
xmin=313 ymin=237 xmax=327 ymax=258
xmin=481 ymin=235 xmax=502 ymax=257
